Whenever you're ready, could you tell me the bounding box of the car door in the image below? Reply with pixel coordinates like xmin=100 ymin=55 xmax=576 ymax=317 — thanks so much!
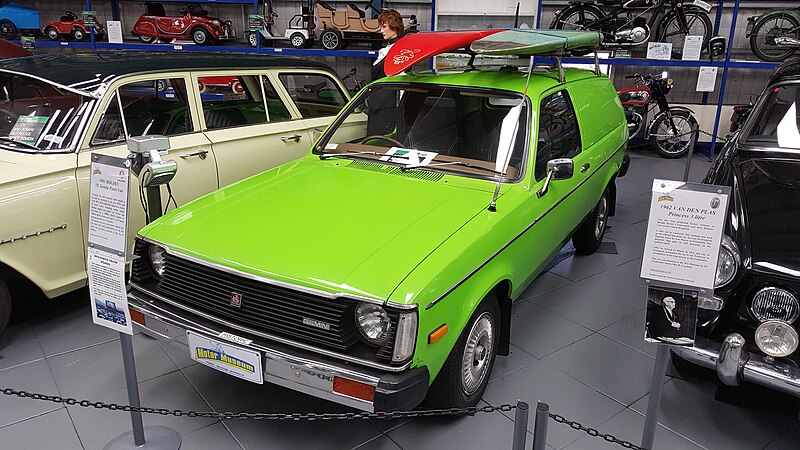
xmin=76 ymin=73 xmax=218 ymax=257
xmin=196 ymin=70 xmax=310 ymax=187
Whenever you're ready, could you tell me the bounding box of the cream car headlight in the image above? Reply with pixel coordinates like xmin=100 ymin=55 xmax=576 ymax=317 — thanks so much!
xmin=355 ymin=303 xmax=390 ymax=346
xmin=715 ymin=235 xmax=739 ymax=288
xmin=148 ymin=244 xmax=167 ymax=277
xmin=751 ymin=287 xmax=799 ymax=323
xmin=755 ymin=320 xmax=798 ymax=357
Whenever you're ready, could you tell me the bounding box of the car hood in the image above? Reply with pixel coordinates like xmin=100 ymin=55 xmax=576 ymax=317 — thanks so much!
xmin=739 ymin=158 xmax=800 ymax=278
xmin=141 ymin=159 xmax=502 ymax=302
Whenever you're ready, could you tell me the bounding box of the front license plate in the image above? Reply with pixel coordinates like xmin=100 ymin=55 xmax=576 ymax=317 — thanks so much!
xmin=187 ymin=330 xmax=263 ymax=384
xmin=691 ymin=0 xmax=711 ymax=12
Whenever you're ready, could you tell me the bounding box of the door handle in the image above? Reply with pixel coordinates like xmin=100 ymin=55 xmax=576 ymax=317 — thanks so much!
xmin=179 ymin=150 xmax=208 ymax=160
xmin=580 ymin=163 xmax=591 ymax=173
xmin=281 ymin=134 xmax=303 ymax=143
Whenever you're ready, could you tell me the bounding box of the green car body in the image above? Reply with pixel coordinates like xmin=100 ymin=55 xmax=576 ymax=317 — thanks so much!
xmin=129 ymin=66 xmax=628 ymax=412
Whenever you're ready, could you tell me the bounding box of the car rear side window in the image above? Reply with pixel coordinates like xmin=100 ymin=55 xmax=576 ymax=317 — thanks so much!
xmin=117 ymin=78 xmax=193 ymax=137
xmin=745 ymin=84 xmax=800 ymax=149
xmin=199 ymin=75 xmax=268 ymax=130
xmin=535 ymin=90 xmax=581 ymax=181
xmin=261 ymin=77 xmax=291 ymax=123
xmin=278 ymin=73 xmax=347 ymax=119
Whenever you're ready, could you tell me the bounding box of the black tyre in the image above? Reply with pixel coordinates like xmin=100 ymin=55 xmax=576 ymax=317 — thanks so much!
xmin=551 ymin=5 xmax=601 ymax=31
xmin=749 ymin=13 xmax=799 ymax=62
xmin=572 ymin=188 xmax=610 ymax=255
xmin=192 ymin=28 xmax=210 ymax=45
xmin=320 ymin=29 xmax=342 ymax=50
xmin=289 ymin=32 xmax=306 ymax=49
xmin=71 ymin=27 xmax=86 ymax=41
xmin=0 ymin=278 xmax=10 ymax=338
xmin=138 ymin=34 xmax=156 ymax=43
xmin=45 ymin=27 xmax=60 ymax=41
xmin=426 ymin=293 xmax=500 ymax=408
xmin=657 ymin=9 xmax=712 ymax=59
xmin=303 ymin=38 xmax=314 ymax=49
xmin=0 ymin=20 xmax=18 ymax=40
xmin=650 ymin=109 xmax=697 ymax=159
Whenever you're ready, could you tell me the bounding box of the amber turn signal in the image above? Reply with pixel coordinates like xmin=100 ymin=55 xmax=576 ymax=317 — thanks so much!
xmin=428 ymin=324 xmax=448 ymax=344
xmin=129 ymin=308 xmax=146 ymax=326
xmin=333 ymin=377 xmax=375 ymax=402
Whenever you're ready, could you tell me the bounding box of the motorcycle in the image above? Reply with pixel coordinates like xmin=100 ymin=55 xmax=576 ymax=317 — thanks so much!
xmin=551 ymin=0 xmax=712 ymax=59
xmin=746 ymin=7 xmax=800 ymax=62
xmin=341 ymin=67 xmax=367 ymax=94
xmin=618 ymin=72 xmax=698 ymax=158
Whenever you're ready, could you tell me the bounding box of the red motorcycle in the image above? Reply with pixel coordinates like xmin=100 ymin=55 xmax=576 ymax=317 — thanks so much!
xmin=618 ymin=72 xmax=698 ymax=158
xmin=43 ymin=11 xmax=104 ymax=41
xmin=131 ymin=2 xmax=235 ymax=45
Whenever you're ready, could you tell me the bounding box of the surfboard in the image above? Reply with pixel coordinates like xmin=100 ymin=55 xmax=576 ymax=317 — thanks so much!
xmin=469 ymin=30 xmax=603 ymax=55
xmin=383 ymin=30 xmax=503 ymax=76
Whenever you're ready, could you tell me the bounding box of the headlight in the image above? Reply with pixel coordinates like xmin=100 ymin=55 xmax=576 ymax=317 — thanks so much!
xmin=225 ymin=20 xmax=232 ymax=26
xmin=212 ymin=19 xmax=221 ymax=27
xmin=715 ymin=235 xmax=739 ymax=288
xmin=148 ymin=244 xmax=167 ymax=277
xmin=355 ymin=303 xmax=390 ymax=346
xmin=755 ymin=320 xmax=798 ymax=357
xmin=751 ymin=287 xmax=799 ymax=323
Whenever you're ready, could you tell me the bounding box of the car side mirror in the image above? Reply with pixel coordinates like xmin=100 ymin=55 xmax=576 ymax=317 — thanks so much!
xmin=537 ymin=158 xmax=573 ymax=198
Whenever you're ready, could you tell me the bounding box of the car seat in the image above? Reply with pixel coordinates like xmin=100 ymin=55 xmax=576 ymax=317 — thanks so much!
xmin=204 ymin=107 xmax=248 ymax=129
xmin=404 ymin=96 xmax=460 ymax=154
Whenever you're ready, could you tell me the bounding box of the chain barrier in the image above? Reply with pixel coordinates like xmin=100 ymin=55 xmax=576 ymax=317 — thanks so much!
xmin=549 ymin=412 xmax=647 ymax=450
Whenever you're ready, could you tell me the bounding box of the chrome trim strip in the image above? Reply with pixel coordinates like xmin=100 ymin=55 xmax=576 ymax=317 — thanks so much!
xmin=129 ymin=287 xmax=411 ymax=372
xmin=137 ymin=236 xmax=417 ymax=309
xmin=425 ymin=142 xmax=626 ymax=310
xmin=0 ymin=69 xmax=98 ymax=98
xmin=0 ymin=224 xmax=67 ymax=245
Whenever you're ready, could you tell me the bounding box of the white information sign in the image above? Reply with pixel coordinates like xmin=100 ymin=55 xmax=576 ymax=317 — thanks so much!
xmin=379 ymin=148 xmax=438 ymax=166
xmin=187 ymin=331 xmax=264 ymax=384
xmin=88 ymin=159 xmax=130 ymax=253
xmin=646 ymin=42 xmax=673 ymax=60
xmin=107 ymin=20 xmax=123 ymax=44
xmin=681 ymin=35 xmax=704 ymax=61
xmin=696 ymin=66 xmax=718 ymax=92
xmin=640 ymin=179 xmax=730 ymax=290
xmin=88 ymin=247 xmax=132 ymax=334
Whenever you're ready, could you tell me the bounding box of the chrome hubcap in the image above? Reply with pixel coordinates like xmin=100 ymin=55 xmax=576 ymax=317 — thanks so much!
xmin=293 ymin=36 xmax=303 ymax=46
xmin=595 ymin=196 xmax=607 ymax=239
xmin=323 ymin=33 xmax=337 ymax=48
xmin=461 ymin=313 xmax=494 ymax=395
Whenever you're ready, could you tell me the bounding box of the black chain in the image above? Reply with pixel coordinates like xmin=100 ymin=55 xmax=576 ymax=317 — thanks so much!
xmin=549 ymin=413 xmax=647 ymax=450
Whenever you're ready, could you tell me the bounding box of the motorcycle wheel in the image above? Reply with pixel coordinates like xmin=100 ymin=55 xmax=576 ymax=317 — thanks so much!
xmin=551 ymin=5 xmax=601 ymax=31
xmin=650 ymin=109 xmax=697 ymax=159
xmin=749 ymin=13 xmax=799 ymax=62
xmin=658 ymin=8 xmax=712 ymax=59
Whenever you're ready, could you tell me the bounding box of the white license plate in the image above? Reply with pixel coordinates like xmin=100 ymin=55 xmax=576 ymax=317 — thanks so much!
xmin=691 ymin=0 xmax=712 ymax=12
xmin=187 ymin=330 xmax=263 ymax=384
xmin=745 ymin=21 xmax=754 ymax=36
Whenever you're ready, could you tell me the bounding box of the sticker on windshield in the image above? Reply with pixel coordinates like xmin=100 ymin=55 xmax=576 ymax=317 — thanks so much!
xmin=9 ymin=116 xmax=49 ymax=145
xmin=379 ymin=148 xmax=437 ymax=166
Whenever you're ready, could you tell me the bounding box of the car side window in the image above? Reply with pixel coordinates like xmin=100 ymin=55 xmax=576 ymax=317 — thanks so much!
xmin=198 ymin=75 xmax=269 ymax=130
xmin=277 ymin=73 xmax=347 ymax=119
xmin=91 ymin=93 xmax=125 ymax=146
xmin=534 ymin=90 xmax=581 ymax=181
xmin=261 ymin=77 xmax=291 ymax=123
xmin=117 ymin=78 xmax=193 ymax=137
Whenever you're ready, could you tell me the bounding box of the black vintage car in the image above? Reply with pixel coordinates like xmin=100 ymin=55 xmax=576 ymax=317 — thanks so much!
xmin=673 ymin=59 xmax=800 ymax=397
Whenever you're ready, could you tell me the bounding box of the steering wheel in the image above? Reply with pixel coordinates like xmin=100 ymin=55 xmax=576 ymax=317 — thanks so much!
xmin=359 ymin=135 xmax=404 ymax=147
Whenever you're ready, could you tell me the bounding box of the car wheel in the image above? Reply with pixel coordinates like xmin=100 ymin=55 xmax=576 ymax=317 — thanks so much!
xmin=71 ymin=27 xmax=86 ymax=41
xmin=0 ymin=278 xmax=11 ymax=339
xmin=0 ymin=20 xmax=17 ymax=40
xmin=426 ymin=293 xmax=500 ymax=408
xmin=45 ymin=27 xmax=60 ymax=41
xmin=248 ymin=32 xmax=258 ymax=47
xmin=192 ymin=28 xmax=210 ymax=45
xmin=138 ymin=35 xmax=156 ymax=44
xmin=320 ymin=29 xmax=342 ymax=50
xmin=289 ymin=32 xmax=306 ymax=49
xmin=572 ymin=188 xmax=610 ymax=255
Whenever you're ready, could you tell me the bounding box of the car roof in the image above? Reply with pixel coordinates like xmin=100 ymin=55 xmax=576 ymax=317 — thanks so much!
xmin=0 ymin=52 xmax=333 ymax=96
xmin=769 ymin=57 xmax=800 ymax=85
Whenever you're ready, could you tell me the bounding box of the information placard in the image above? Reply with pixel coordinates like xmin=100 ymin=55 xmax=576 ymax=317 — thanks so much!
xmin=88 ymin=247 xmax=131 ymax=334
xmin=681 ymin=35 xmax=703 ymax=61
xmin=248 ymin=15 xmax=265 ymax=31
xmin=696 ymin=66 xmax=718 ymax=92
xmin=82 ymin=11 xmax=97 ymax=27
xmin=646 ymin=42 xmax=672 ymax=60
xmin=640 ymin=180 xmax=730 ymax=290
xmin=107 ymin=21 xmax=123 ymax=44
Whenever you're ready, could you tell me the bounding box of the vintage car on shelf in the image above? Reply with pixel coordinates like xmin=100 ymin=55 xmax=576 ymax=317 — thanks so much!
xmin=0 ymin=2 xmax=39 ymax=39
xmin=131 ymin=2 xmax=235 ymax=45
xmin=0 ymin=52 xmax=355 ymax=336
xmin=127 ymin=30 xmax=629 ymax=412
xmin=673 ymin=59 xmax=800 ymax=398
xmin=43 ymin=11 xmax=105 ymax=41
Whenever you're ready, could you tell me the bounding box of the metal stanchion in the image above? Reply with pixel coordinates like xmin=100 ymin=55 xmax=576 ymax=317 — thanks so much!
xmin=532 ymin=401 xmax=549 ymax=450
xmin=511 ymin=400 xmax=529 ymax=450
xmin=682 ymin=123 xmax=699 ymax=183
xmin=641 ymin=344 xmax=670 ymax=450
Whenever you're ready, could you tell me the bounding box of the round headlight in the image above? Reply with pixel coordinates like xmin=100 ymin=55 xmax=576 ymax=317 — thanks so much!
xmin=755 ymin=320 xmax=798 ymax=357
xmin=751 ymin=287 xmax=799 ymax=323
xmin=355 ymin=303 xmax=390 ymax=346
xmin=148 ymin=244 xmax=166 ymax=277
xmin=212 ymin=19 xmax=221 ymax=27
xmin=714 ymin=236 xmax=739 ymax=288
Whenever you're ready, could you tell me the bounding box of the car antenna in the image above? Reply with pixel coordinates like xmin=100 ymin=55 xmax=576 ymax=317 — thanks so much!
xmin=488 ymin=55 xmax=534 ymax=212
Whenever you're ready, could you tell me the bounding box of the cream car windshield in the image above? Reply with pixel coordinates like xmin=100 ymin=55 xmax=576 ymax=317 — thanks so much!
xmin=0 ymin=74 xmax=95 ymax=152
xmin=319 ymin=84 xmax=528 ymax=180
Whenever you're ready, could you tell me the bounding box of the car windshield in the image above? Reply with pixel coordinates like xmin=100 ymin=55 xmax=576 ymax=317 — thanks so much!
xmin=0 ymin=74 xmax=95 ymax=152
xmin=318 ymin=84 xmax=528 ymax=180
xmin=745 ymin=83 xmax=800 ymax=150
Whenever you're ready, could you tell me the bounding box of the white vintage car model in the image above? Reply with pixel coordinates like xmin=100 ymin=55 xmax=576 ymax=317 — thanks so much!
xmin=0 ymin=52 xmax=362 ymax=335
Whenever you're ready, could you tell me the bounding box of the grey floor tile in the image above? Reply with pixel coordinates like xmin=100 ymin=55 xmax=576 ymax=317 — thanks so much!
xmin=517 ymin=272 xmax=572 ymax=301
xmin=490 ymin=344 xmax=537 ymax=382
xmin=181 ymin=423 xmax=243 ymax=450
xmin=509 ymin=301 xmax=592 ymax=359
xmin=0 ymin=359 xmax=61 ymax=428
xmin=226 ymin=391 xmax=382 ymax=450
xmin=609 ymin=203 xmax=649 ymax=227
xmin=32 ymin=305 xmax=118 ymax=357
xmin=547 ymin=240 xmax=641 ymax=282
xmin=352 ymin=435 xmax=403 ymax=450
xmin=158 ymin=338 xmax=197 ymax=369
xmin=482 ymin=361 xmax=625 ymax=449
xmin=604 ymin=220 xmax=648 ymax=249
xmin=543 ymin=334 xmax=659 ymax=406
xmin=599 ymin=309 xmax=658 ymax=358
xmin=67 ymin=371 xmax=217 ymax=450
xmin=630 ymin=378 xmax=789 ymax=450
xmin=0 ymin=323 xmax=45 ymax=371
xmin=48 ymin=333 xmax=178 ymax=398
xmin=0 ymin=408 xmax=82 ymax=450
xmin=182 ymin=363 xmax=290 ymax=413
xmin=765 ymin=421 xmax=800 ymax=450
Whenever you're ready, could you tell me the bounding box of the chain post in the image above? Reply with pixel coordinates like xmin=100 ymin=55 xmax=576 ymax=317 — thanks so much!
xmin=532 ymin=401 xmax=549 ymax=450
xmin=511 ymin=400 xmax=529 ymax=450
xmin=682 ymin=122 xmax=699 ymax=183
xmin=641 ymin=345 xmax=671 ymax=450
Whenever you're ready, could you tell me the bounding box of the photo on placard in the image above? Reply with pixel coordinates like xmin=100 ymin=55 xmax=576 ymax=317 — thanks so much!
xmin=94 ymin=298 xmax=128 ymax=327
xmin=644 ymin=286 xmax=698 ymax=346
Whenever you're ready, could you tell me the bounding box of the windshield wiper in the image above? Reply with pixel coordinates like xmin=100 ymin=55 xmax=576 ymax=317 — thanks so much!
xmin=319 ymin=151 xmax=384 ymax=160
xmin=0 ymin=137 xmax=40 ymax=151
xmin=401 ymin=160 xmax=505 ymax=175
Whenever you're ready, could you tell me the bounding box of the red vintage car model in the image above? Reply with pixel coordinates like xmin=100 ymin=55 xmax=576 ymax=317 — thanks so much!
xmin=43 ymin=11 xmax=104 ymax=41
xmin=131 ymin=2 xmax=235 ymax=45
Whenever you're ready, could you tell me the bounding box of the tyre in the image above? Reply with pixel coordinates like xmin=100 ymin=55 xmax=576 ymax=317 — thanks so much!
xmin=320 ymin=29 xmax=342 ymax=50
xmin=303 ymin=38 xmax=314 ymax=49
xmin=551 ymin=5 xmax=601 ymax=31
xmin=71 ymin=27 xmax=86 ymax=41
xmin=45 ymin=27 xmax=60 ymax=41
xmin=426 ymin=293 xmax=500 ymax=408
xmin=289 ymin=32 xmax=306 ymax=49
xmin=0 ymin=278 xmax=10 ymax=338
xmin=192 ymin=28 xmax=210 ymax=45
xmin=650 ymin=109 xmax=697 ymax=159
xmin=657 ymin=8 xmax=712 ymax=59
xmin=138 ymin=34 xmax=156 ymax=43
xmin=572 ymin=188 xmax=610 ymax=255
xmin=749 ymin=13 xmax=799 ymax=62
xmin=0 ymin=20 xmax=18 ymax=40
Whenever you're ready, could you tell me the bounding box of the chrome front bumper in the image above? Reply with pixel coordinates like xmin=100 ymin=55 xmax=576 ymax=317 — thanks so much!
xmin=674 ymin=334 xmax=800 ymax=398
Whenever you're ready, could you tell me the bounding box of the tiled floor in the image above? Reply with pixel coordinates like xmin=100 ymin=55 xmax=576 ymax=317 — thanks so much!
xmin=1 ymin=149 xmax=798 ymax=450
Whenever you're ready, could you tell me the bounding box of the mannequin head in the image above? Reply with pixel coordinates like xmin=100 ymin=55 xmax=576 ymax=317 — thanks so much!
xmin=378 ymin=10 xmax=403 ymax=40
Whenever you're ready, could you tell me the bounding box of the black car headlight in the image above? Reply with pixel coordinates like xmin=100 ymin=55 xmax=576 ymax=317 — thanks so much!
xmin=714 ymin=235 xmax=739 ymax=288
xmin=148 ymin=244 xmax=167 ymax=277
xmin=751 ymin=287 xmax=799 ymax=323
xmin=355 ymin=303 xmax=391 ymax=346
